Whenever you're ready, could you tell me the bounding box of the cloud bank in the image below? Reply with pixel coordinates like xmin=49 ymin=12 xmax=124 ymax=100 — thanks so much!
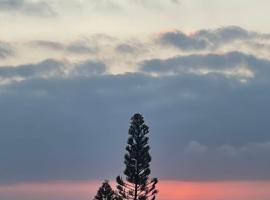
xmin=1 ymin=26 xmax=270 ymax=184
xmin=1 ymin=69 xmax=270 ymax=183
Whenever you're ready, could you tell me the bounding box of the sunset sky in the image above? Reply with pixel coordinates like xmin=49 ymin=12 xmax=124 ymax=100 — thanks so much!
xmin=1 ymin=0 xmax=270 ymax=200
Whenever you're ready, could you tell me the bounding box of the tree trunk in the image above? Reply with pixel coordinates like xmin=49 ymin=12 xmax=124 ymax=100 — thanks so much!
xmin=134 ymin=156 xmax=138 ymax=200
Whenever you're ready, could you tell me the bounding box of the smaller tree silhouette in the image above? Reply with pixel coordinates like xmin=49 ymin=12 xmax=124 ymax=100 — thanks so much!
xmin=93 ymin=180 xmax=116 ymax=200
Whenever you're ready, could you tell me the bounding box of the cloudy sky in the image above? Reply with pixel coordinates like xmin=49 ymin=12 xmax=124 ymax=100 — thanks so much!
xmin=1 ymin=1 xmax=270 ymax=200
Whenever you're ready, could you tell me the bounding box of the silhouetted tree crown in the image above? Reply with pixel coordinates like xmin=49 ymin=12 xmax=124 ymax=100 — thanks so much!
xmin=116 ymin=113 xmax=158 ymax=200
xmin=93 ymin=180 xmax=115 ymax=200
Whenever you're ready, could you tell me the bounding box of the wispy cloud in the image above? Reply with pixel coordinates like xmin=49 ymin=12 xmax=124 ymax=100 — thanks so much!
xmin=0 ymin=41 xmax=13 ymax=59
xmin=0 ymin=0 xmax=56 ymax=16
xmin=29 ymin=39 xmax=98 ymax=54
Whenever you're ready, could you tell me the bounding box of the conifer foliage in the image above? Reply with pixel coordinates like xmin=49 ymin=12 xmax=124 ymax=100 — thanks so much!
xmin=116 ymin=113 xmax=158 ymax=200
xmin=93 ymin=180 xmax=116 ymax=200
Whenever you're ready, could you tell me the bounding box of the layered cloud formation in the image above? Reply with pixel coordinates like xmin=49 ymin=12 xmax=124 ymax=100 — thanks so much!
xmin=1 ymin=26 xmax=270 ymax=185
xmin=158 ymin=26 xmax=270 ymax=51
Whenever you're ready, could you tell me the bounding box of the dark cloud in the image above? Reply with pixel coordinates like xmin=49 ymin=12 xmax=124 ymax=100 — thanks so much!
xmin=195 ymin=26 xmax=253 ymax=44
xmin=0 ymin=58 xmax=106 ymax=83
xmin=0 ymin=0 xmax=56 ymax=16
xmin=0 ymin=58 xmax=270 ymax=183
xmin=0 ymin=59 xmax=63 ymax=79
xmin=140 ymin=51 xmax=270 ymax=80
xmin=0 ymin=41 xmax=13 ymax=59
xmin=159 ymin=26 xmax=270 ymax=51
xmin=159 ymin=30 xmax=208 ymax=51
xmin=73 ymin=60 xmax=106 ymax=75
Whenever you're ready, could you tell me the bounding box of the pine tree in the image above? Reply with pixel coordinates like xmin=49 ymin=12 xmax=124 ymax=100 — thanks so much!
xmin=116 ymin=113 xmax=158 ymax=200
xmin=93 ymin=180 xmax=116 ymax=200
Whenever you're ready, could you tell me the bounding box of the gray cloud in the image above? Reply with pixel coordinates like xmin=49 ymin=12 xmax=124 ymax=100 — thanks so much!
xmin=140 ymin=51 xmax=270 ymax=80
xmin=115 ymin=41 xmax=148 ymax=56
xmin=170 ymin=0 xmax=180 ymax=4
xmin=72 ymin=60 xmax=106 ymax=75
xmin=0 ymin=59 xmax=63 ymax=78
xmin=159 ymin=30 xmax=208 ymax=50
xmin=2 ymin=27 xmax=270 ymax=184
xmin=185 ymin=141 xmax=208 ymax=154
xmin=131 ymin=0 xmax=181 ymax=8
xmin=67 ymin=40 xmax=98 ymax=54
xmin=29 ymin=40 xmax=64 ymax=50
xmin=159 ymin=26 xmax=270 ymax=51
xmin=175 ymin=141 xmax=270 ymax=181
xmin=0 ymin=58 xmax=106 ymax=85
xmin=0 ymin=41 xmax=14 ymax=59
xmin=29 ymin=40 xmax=98 ymax=54
xmin=195 ymin=26 xmax=253 ymax=44
xmin=0 ymin=0 xmax=56 ymax=16
xmin=88 ymin=0 xmax=121 ymax=12
xmin=0 ymin=62 xmax=270 ymax=183
xmin=115 ymin=44 xmax=136 ymax=54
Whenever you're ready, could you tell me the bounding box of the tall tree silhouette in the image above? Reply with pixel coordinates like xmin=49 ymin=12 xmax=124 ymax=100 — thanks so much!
xmin=116 ymin=113 xmax=158 ymax=200
xmin=93 ymin=180 xmax=115 ymax=200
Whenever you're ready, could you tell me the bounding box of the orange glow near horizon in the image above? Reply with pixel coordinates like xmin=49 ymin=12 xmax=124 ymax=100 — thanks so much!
xmin=158 ymin=181 xmax=270 ymax=200
xmin=0 ymin=180 xmax=270 ymax=200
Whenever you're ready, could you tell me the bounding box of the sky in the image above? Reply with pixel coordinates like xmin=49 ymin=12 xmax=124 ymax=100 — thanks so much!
xmin=1 ymin=0 xmax=270 ymax=200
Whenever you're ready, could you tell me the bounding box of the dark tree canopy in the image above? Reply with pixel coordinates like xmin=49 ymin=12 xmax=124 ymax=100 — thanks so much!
xmin=93 ymin=180 xmax=115 ymax=200
xmin=116 ymin=113 xmax=158 ymax=200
